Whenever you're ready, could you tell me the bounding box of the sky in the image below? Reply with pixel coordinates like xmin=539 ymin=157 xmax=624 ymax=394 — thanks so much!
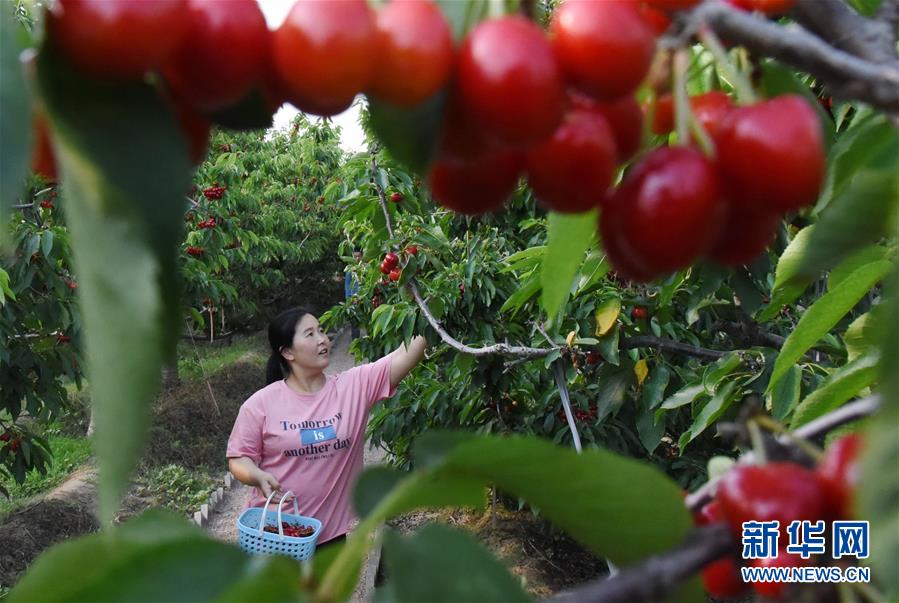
xmin=257 ymin=0 xmax=367 ymax=153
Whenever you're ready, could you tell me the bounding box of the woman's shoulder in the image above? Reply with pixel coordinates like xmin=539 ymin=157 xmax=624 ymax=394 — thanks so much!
xmin=241 ymin=380 xmax=285 ymax=408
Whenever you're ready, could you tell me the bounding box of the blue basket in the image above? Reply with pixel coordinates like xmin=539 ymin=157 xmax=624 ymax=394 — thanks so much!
xmin=237 ymin=490 xmax=322 ymax=562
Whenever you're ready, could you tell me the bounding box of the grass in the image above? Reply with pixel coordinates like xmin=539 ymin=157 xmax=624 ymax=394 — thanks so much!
xmin=0 ymin=433 xmax=92 ymax=519
xmin=134 ymin=464 xmax=219 ymax=517
xmin=176 ymin=332 xmax=265 ymax=380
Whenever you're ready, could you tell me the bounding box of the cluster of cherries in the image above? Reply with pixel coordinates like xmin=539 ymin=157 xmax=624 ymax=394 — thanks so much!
xmin=262 ymin=521 xmax=315 ymax=538
xmin=697 ymin=433 xmax=863 ymax=600
xmin=196 ymin=217 xmax=216 ymax=230
xmin=185 ymin=245 xmax=204 ymax=257
xmin=0 ymin=432 xmax=22 ymax=452
xmin=379 ymin=251 xmax=401 ymax=282
xmin=201 ymin=185 xmax=227 ymax=201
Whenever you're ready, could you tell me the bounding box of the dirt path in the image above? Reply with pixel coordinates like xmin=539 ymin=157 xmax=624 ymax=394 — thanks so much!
xmin=204 ymin=328 xmax=386 ymax=601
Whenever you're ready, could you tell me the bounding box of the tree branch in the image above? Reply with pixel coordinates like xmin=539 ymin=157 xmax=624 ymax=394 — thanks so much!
xmin=674 ymin=1 xmax=899 ymax=112
xmin=621 ymin=335 xmax=728 ymax=360
xmin=791 ymin=0 xmax=897 ymax=66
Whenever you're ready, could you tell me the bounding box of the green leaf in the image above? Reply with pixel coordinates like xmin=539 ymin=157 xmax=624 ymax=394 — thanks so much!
xmin=595 ymin=366 xmax=631 ymax=422
xmin=415 ymin=433 xmax=691 ymax=565
xmin=768 ymin=260 xmax=892 ymax=394
xmin=828 ymin=245 xmax=890 ymax=291
xmin=383 ymin=524 xmax=531 ymax=603
xmin=797 ymin=127 xmax=899 ymax=279
xmin=860 ymin=222 xmax=899 ymax=600
xmin=499 ymin=271 xmax=540 ymax=315
xmin=37 ymin=42 xmax=191 ymax=522
xmin=790 ymin=350 xmax=880 ymax=427
xmin=644 ymin=364 xmax=671 ymax=410
xmin=772 ymin=226 xmax=815 ymax=290
xmin=596 ymin=324 xmax=620 ymax=366
xmin=661 ymin=384 xmax=706 ymax=410
xmin=638 ymin=365 xmax=670 ymax=453
xmin=541 ymin=210 xmax=597 ymax=321
xmin=680 ymin=381 xmax=739 ymax=451
xmin=436 ymin=0 xmax=490 ymax=42
xmin=846 ymin=0 xmax=883 ymax=15
xmin=9 ymin=511 xmax=301 ymax=603
xmin=368 ymin=93 xmax=446 ymax=175
xmin=843 ymin=304 xmax=886 ymax=362
xmin=1 ymin=2 xmax=31 ymax=228
xmin=769 ymin=365 xmax=801 ymax=421
xmin=353 ymin=466 xmax=405 ymax=518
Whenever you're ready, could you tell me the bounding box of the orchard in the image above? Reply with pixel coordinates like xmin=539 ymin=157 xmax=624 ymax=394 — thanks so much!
xmin=1 ymin=0 xmax=897 ymax=602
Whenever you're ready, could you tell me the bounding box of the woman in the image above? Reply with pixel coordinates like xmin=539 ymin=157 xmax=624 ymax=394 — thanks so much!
xmin=227 ymin=306 xmax=426 ymax=548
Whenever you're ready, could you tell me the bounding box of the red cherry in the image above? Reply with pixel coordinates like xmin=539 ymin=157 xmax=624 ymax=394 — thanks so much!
xmin=31 ymin=114 xmax=58 ymax=183
xmin=694 ymin=500 xmax=723 ymax=526
xmin=701 ymin=557 xmax=747 ymax=599
xmin=630 ymin=306 xmax=648 ymax=321
xmin=390 ymin=192 xmax=403 ymax=203
xmin=716 ymin=95 xmax=825 ymax=213
xmin=379 ymin=261 xmax=391 ymax=275
xmin=273 ymin=0 xmax=377 ymax=116
xmin=817 ymin=433 xmax=862 ymax=520
xmin=600 ymin=202 xmax=660 ymax=282
xmin=388 ymin=269 xmax=401 ymax=282
xmin=638 ymin=5 xmax=672 ymax=36
xmin=49 ymin=0 xmax=188 ymax=79
xmin=552 ymin=0 xmax=656 ymax=100
xmin=525 ymin=108 xmax=617 ymax=213
xmin=369 ymin=0 xmax=453 ymax=107
xmin=163 ymin=0 xmax=269 ymax=112
xmin=9 ymin=438 xmax=21 ymax=453
xmin=644 ymin=0 xmax=701 ymax=8
xmin=457 ymin=16 xmax=564 ymax=147
xmin=586 ymin=352 xmax=602 ymax=365
xmin=406 ymin=245 xmax=418 ymax=255
xmin=570 ymin=93 xmax=643 ymax=162
xmin=427 ymin=150 xmax=522 ymax=215
xmin=690 ymin=91 xmax=733 ymax=140
xmin=436 ymin=90 xmax=501 ymax=161
xmin=708 ymin=206 xmax=780 ymax=266
xmin=57 ymin=334 xmax=70 ymax=344
xmin=650 ymin=93 xmax=674 ymax=135
xmin=384 ymin=252 xmax=399 ymax=270
xmin=604 ymin=146 xmax=725 ymax=279
xmin=0 ymin=433 xmax=9 ymax=442
xmin=715 ymin=462 xmax=827 ymax=540
xmin=750 ymin=549 xmax=806 ymax=599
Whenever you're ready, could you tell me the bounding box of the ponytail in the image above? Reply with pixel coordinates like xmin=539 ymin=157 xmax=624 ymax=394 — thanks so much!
xmin=266 ymin=352 xmax=286 ymax=385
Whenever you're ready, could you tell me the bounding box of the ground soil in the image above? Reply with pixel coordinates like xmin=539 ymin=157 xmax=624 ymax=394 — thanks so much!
xmin=1 ymin=327 xmax=608 ymax=599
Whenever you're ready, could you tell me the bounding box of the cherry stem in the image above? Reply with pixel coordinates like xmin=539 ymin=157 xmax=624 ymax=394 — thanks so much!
xmin=698 ymin=25 xmax=757 ymax=105
xmin=747 ymin=420 xmax=767 ymax=465
xmin=754 ymin=415 xmax=825 ymax=462
xmin=672 ymin=49 xmax=691 ymax=146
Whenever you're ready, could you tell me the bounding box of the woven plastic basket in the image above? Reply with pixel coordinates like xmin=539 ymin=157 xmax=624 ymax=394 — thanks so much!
xmin=237 ymin=490 xmax=322 ymax=561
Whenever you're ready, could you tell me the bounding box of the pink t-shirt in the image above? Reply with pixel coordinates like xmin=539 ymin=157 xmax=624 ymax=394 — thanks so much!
xmin=227 ymin=355 xmax=396 ymax=543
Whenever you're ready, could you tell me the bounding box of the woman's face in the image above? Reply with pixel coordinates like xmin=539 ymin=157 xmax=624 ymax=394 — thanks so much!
xmin=282 ymin=314 xmax=330 ymax=370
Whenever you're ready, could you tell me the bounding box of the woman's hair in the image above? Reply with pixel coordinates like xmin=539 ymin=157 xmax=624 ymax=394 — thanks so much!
xmin=265 ymin=307 xmax=315 ymax=385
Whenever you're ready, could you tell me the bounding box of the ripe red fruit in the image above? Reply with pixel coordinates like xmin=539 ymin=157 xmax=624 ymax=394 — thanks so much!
xmin=644 ymin=0 xmax=701 ymax=8
xmin=586 ymin=352 xmax=602 ymax=365
xmin=716 ymin=94 xmax=825 ymax=213
xmin=701 ymin=557 xmax=747 ymax=599
xmin=384 ymin=252 xmax=399 ymax=270
xmin=631 ymin=306 xmax=648 ymax=321
xmin=369 ymin=0 xmax=453 ymax=107
xmin=708 ymin=206 xmax=780 ymax=266
xmin=0 ymin=433 xmax=9 ymax=442
xmin=186 ymin=246 xmax=204 ymax=257
xmin=427 ymin=150 xmax=522 ymax=215
xmin=49 ymin=0 xmax=188 ymax=79
xmin=390 ymin=192 xmax=403 ymax=203
xmin=40 ymin=200 xmax=54 ymax=210
xmin=690 ymin=91 xmax=733 ymax=140
xmin=525 ymin=108 xmax=617 ymax=213
xmin=379 ymin=261 xmax=391 ymax=275
xmin=638 ymin=5 xmax=671 ymax=36
xmin=694 ymin=500 xmax=723 ymax=526
xmin=552 ymin=0 xmax=656 ymax=100
xmin=10 ymin=438 xmax=21 ymax=453
xmin=163 ymin=0 xmax=268 ymax=112
xmin=649 ymin=93 xmax=675 ymax=136
xmin=583 ymin=96 xmax=644 ymax=162
xmin=31 ymin=114 xmax=58 ymax=183
xmin=716 ymin=462 xmax=827 ymax=539
xmin=457 ymin=16 xmax=564 ymax=146
xmin=406 ymin=245 xmax=418 ymax=255
xmin=750 ymin=549 xmax=806 ymax=599
xmin=602 ymin=146 xmax=725 ymax=279
xmin=388 ymin=269 xmax=401 ymax=282
xmin=57 ymin=334 xmax=70 ymax=344
xmin=817 ymin=433 xmax=862 ymax=520
xmin=733 ymin=0 xmax=797 ymax=15
xmin=273 ymin=0 xmax=377 ymax=116
xmin=436 ymin=90 xmax=501 ymax=161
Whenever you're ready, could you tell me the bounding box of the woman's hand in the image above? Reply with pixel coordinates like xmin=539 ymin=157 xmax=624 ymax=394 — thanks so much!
xmin=253 ymin=468 xmax=281 ymax=498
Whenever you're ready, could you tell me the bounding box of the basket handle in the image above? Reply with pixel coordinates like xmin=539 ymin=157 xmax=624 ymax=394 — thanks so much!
xmin=255 ymin=490 xmax=300 ymax=537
